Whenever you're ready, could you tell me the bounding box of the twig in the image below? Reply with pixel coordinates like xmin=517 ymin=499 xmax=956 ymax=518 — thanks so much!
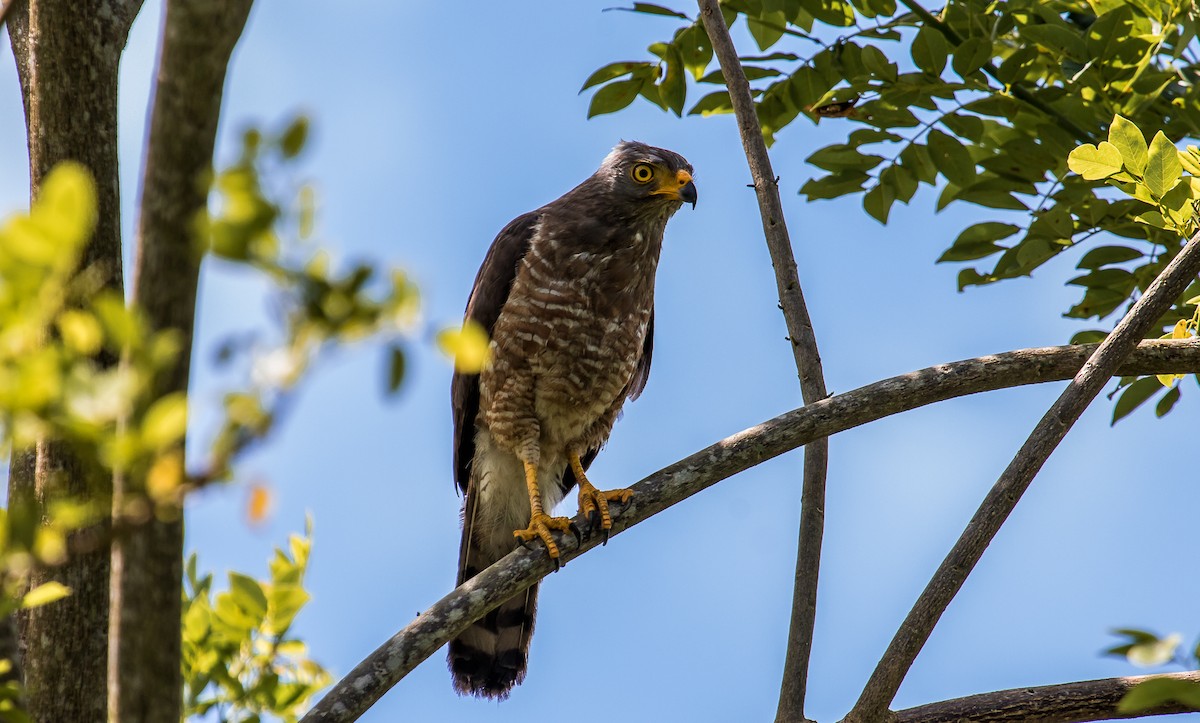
xmin=300 ymin=338 xmax=1200 ymax=722
xmin=893 ymin=671 xmax=1200 ymax=723
xmin=696 ymin=2 xmax=830 ymax=720
xmin=843 ymin=232 xmax=1200 ymax=723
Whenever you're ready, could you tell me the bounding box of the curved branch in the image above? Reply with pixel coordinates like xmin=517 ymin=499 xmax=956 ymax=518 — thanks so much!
xmin=696 ymin=3 xmax=831 ymax=720
xmin=300 ymin=338 xmax=1200 ymax=722
xmin=894 ymin=671 xmax=1200 ymax=723
xmin=844 ymin=231 xmax=1200 ymax=723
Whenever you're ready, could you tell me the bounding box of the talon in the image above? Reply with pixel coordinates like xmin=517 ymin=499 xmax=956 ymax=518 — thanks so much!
xmin=588 ymin=508 xmax=601 ymax=530
xmin=602 ymin=527 xmax=610 ymax=546
xmin=568 ymin=521 xmax=582 ymax=545
xmin=513 ymin=511 xmax=574 ymax=564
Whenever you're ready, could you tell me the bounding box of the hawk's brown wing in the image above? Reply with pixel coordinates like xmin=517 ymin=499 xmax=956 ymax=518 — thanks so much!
xmin=452 ymin=212 xmax=538 ymax=494
xmin=450 ymin=212 xmax=655 ymax=494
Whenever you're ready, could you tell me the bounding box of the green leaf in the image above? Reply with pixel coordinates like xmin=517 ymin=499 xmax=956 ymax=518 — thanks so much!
xmin=806 ymin=145 xmax=884 ymax=172
xmin=141 ymin=392 xmax=189 ymax=450
xmin=800 ymin=171 xmax=870 ymax=200
xmin=587 ymin=78 xmax=644 ymax=118
xmin=937 ymin=222 xmax=1019 ymax=262
xmin=1068 ymin=142 xmax=1124 ymax=180
xmin=863 ymin=182 xmax=896 ymax=223
xmin=1113 ymin=376 xmax=1162 ymax=423
xmin=951 ymin=37 xmax=992 ymax=78
xmin=861 ymin=44 xmax=896 ymax=81
xmin=228 ymin=572 xmax=269 ymax=619
xmin=1070 ymin=330 xmax=1108 ymax=344
xmin=609 ymin=2 xmax=690 ymax=19
xmin=22 ymin=581 xmax=70 ymax=609
xmin=1155 ymin=385 xmax=1181 ymax=416
xmin=660 ymin=47 xmax=687 ymax=116
xmin=926 ymin=130 xmax=976 ymax=187
xmin=387 ymin=344 xmax=406 ymax=395
xmin=688 ymin=90 xmax=734 ymax=116
xmin=1020 ymin=24 xmax=1087 ymax=60
xmin=747 ymin=11 xmax=787 ymax=52
xmin=911 ymin=25 xmax=949 ymax=74
xmin=1108 ymin=115 xmax=1148 ymax=175
xmin=279 ymin=116 xmax=309 ymax=159
xmin=1145 ymin=131 xmax=1183 ymax=198
xmin=1118 ymin=677 xmax=1200 ymax=713
xmin=677 ymin=24 xmax=713 ymax=79
xmin=581 ymin=62 xmax=649 ymax=91
xmin=1077 ymin=245 xmax=1143 ymax=269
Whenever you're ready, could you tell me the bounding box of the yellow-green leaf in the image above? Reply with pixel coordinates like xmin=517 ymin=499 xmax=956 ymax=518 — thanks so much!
xmin=57 ymin=310 xmax=103 ymax=355
xmin=141 ymin=392 xmax=189 ymax=449
xmin=1145 ymin=132 xmax=1183 ymax=197
xmin=1068 ymin=142 xmax=1123 ymax=180
xmin=437 ymin=320 xmax=492 ymax=373
xmin=22 ymin=581 xmax=71 ymax=609
xmin=1108 ymin=115 xmax=1148 ymax=175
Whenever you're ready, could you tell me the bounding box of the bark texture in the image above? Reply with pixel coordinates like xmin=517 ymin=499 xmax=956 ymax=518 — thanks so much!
xmin=109 ymin=0 xmax=254 ymax=719
xmin=6 ymin=1 xmax=142 ymax=719
xmin=301 ymin=338 xmax=1200 ymax=722
xmin=893 ymin=671 xmax=1200 ymax=723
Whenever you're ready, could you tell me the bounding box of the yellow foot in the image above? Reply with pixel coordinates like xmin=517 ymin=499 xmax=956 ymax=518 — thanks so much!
xmin=578 ymin=481 xmax=633 ymax=544
xmin=514 ymin=513 xmax=580 ymax=570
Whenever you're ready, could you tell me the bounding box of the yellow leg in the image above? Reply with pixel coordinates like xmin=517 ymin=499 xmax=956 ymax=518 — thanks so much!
xmin=571 ymin=453 xmax=633 ymax=544
xmin=513 ymin=459 xmax=576 ymax=568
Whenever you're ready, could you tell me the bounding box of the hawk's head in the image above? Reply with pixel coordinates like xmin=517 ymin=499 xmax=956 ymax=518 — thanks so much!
xmin=597 ymin=140 xmax=697 ymax=212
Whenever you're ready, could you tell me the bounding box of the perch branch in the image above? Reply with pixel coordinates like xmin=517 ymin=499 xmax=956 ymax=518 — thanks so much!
xmin=697 ymin=2 xmax=831 ymax=720
xmin=844 ymin=231 xmax=1200 ymax=723
xmin=300 ymin=338 xmax=1200 ymax=722
xmin=894 ymin=671 xmax=1200 ymax=723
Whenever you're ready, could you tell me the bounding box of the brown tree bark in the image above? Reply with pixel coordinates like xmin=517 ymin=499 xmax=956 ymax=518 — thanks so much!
xmin=6 ymin=1 xmax=142 ymax=719
xmin=109 ymin=0 xmax=254 ymax=719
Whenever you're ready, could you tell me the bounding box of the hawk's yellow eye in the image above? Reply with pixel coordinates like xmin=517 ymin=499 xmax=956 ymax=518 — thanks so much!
xmin=631 ymin=163 xmax=654 ymax=183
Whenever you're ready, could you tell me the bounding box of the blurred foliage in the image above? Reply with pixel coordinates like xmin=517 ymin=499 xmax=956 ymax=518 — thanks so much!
xmin=0 ymin=115 xmax=439 ymax=715
xmin=1106 ymin=628 xmax=1200 ymax=713
xmin=198 ymin=115 xmax=422 ymax=481
xmin=587 ymin=0 xmax=1200 ymax=417
xmin=182 ymin=518 xmax=329 ymax=722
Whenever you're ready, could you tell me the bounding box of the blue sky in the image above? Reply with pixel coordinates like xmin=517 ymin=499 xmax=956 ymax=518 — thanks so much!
xmin=2 ymin=2 xmax=1198 ymax=721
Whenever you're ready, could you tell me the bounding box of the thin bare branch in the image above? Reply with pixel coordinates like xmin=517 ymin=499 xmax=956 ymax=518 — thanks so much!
xmin=844 ymin=232 xmax=1200 ymax=723
xmin=696 ymin=3 xmax=830 ymax=719
xmin=894 ymin=671 xmax=1200 ymax=723
xmin=300 ymin=338 xmax=1200 ymax=722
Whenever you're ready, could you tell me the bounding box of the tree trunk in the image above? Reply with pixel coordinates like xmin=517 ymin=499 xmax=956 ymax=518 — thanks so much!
xmin=109 ymin=1 xmax=254 ymax=719
xmin=6 ymin=0 xmax=142 ymax=718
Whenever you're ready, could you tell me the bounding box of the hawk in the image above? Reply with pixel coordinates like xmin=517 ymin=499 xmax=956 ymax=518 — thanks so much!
xmin=448 ymin=141 xmax=696 ymax=698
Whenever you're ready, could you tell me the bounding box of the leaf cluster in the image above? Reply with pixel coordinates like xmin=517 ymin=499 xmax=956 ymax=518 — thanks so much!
xmin=182 ymin=518 xmax=330 ymax=722
xmin=1106 ymin=628 xmax=1200 ymax=713
xmin=587 ymin=0 xmax=1200 ymax=418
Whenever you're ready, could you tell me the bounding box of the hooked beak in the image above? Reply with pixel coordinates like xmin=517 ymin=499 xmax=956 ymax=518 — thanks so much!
xmin=653 ymin=169 xmax=698 ymax=209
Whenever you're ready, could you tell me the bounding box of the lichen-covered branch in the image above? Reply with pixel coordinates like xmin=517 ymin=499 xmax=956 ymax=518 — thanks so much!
xmin=844 ymin=232 xmax=1200 ymax=723
xmin=108 ymin=0 xmax=254 ymax=719
xmin=695 ymin=3 xmax=830 ymax=719
xmin=893 ymin=671 xmax=1200 ymax=723
xmin=300 ymin=338 xmax=1200 ymax=722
